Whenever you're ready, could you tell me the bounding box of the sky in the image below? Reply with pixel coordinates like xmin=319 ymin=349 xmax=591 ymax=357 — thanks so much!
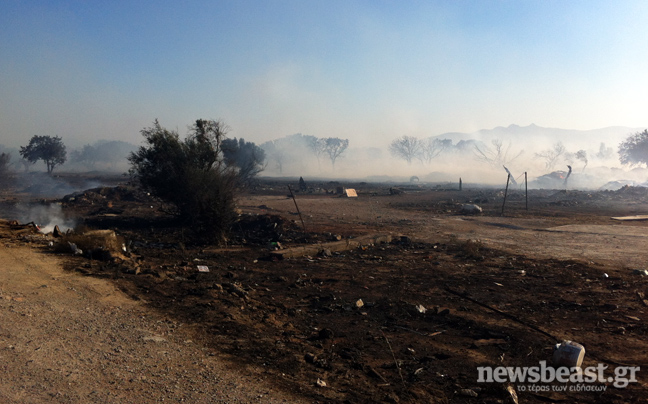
xmin=1 ymin=0 xmax=648 ymax=150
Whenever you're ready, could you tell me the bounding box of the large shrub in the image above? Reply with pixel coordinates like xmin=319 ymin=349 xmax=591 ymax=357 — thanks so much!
xmin=128 ymin=119 xmax=240 ymax=242
xmin=619 ymin=129 xmax=648 ymax=167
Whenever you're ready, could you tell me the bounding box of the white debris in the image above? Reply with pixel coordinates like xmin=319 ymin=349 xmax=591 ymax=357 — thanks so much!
xmin=460 ymin=204 xmax=483 ymax=214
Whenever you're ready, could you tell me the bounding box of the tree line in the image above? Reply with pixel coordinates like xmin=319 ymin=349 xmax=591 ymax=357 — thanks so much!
xmin=4 ymin=128 xmax=648 ymax=178
xmin=3 ymin=123 xmax=648 ymax=245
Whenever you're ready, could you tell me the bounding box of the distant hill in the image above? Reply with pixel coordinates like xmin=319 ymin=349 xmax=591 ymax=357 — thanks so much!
xmin=430 ymin=124 xmax=644 ymax=151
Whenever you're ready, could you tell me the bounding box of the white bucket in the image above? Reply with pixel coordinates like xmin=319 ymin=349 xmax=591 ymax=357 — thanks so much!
xmin=552 ymin=340 xmax=585 ymax=368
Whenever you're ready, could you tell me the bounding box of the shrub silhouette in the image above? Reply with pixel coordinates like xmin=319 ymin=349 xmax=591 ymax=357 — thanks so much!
xmin=128 ymin=119 xmax=241 ymax=243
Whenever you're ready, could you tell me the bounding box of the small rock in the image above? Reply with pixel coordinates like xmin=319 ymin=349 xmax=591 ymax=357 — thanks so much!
xmin=304 ymin=353 xmax=316 ymax=363
xmin=318 ymin=328 xmax=334 ymax=340
xmin=143 ymin=335 xmax=167 ymax=343
xmin=320 ymin=249 xmax=332 ymax=257
xmin=436 ymin=307 xmax=451 ymax=316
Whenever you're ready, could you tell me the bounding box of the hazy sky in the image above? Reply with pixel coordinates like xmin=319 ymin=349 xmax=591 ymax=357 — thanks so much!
xmin=2 ymin=0 xmax=647 ymax=149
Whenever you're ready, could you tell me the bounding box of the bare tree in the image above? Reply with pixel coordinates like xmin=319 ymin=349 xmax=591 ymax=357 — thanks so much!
xmin=323 ymin=137 xmax=349 ymax=169
xmin=261 ymin=140 xmax=288 ymax=174
xmin=307 ymin=137 xmax=327 ymax=171
xmin=535 ymin=142 xmax=566 ymax=170
xmin=389 ymin=136 xmax=422 ymax=165
xmin=596 ymin=142 xmax=613 ymax=160
xmin=474 ymin=139 xmax=523 ymax=168
xmin=420 ymin=138 xmax=451 ymax=164
xmin=574 ymin=150 xmax=588 ymax=171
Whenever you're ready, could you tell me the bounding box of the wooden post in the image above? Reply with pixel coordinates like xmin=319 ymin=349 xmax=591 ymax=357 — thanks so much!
xmin=459 ymin=177 xmax=462 ymax=191
xmin=501 ymin=173 xmax=511 ymax=216
xmin=287 ymin=185 xmax=307 ymax=232
xmin=525 ymin=172 xmax=528 ymax=211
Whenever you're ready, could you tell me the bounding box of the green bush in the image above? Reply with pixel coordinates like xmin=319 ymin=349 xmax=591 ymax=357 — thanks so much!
xmin=128 ymin=119 xmax=241 ymax=243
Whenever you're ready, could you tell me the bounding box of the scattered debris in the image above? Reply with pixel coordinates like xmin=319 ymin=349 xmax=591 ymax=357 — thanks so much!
xmin=267 ymin=241 xmax=282 ymax=251
xmin=319 ymin=248 xmax=332 ymax=257
xmin=552 ymin=340 xmax=585 ymax=368
xmin=269 ymin=234 xmax=392 ymax=259
xmin=632 ymin=269 xmax=648 ymax=276
xmin=344 ymin=188 xmax=358 ymax=198
xmin=459 ymin=388 xmax=478 ymax=397
xmin=316 ymin=378 xmax=327 ymax=388
xmin=68 ymin=242 xmax=83 ymax=256
xmin=197 ymin=265 xmax=210 ymax=272
xmin=471 ymin=339 xmax=508 ymax=347
xmin=460 ymin=204 xmax=483 ymax=215
xmin=143 ymin=335 xmax=167 ymax=343
xmin=415 ymin=304 xmax=426 ymax=314
xmin=611 ymin=215 xmax=648 ymax=221
xmin=355 ymin=299 xmax=364 ymax=309
xmin=638 ymin=292 xmax=648 ymax=307
xmin=506 ymin=385 xmax=519 ymax=404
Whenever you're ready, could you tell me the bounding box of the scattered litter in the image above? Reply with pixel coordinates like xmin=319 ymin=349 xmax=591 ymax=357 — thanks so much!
xmin=355 ymin=299 xmax=364 ymax=308
xmin=460 ymin=204 xmax=482 ymax=214
xmin=638 ymin=292 xmax=648 ymax=307
xmin=343 ymin=188 xmax=358 ymax=197
xmin=552 ymin=340 xmax=585 ymax=368
xmin=68 ymin=242 xmax=83 ymax=256
xmin=632 ymin=269 xmax=648 ymax=276
xmin=611 ymin=215 xmax=648 ymax=221
xmin=197 ymin=265 xmax=209 ymax=273
xmin=506 ymin=385 xmax=519 ymax=404
xmin=459 ymin=388 xmax=478 ymax=397
xmin=267 ymin=241 xmax=282 ymax=251
xmin=316 ymin=378 xmax=327 ymax=387
xmin=415 ymin=304 xmax=426 ymax=314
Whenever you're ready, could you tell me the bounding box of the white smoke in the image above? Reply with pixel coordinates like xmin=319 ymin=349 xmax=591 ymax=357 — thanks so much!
xmin=15 ymin=203 xmax=76 ymax=234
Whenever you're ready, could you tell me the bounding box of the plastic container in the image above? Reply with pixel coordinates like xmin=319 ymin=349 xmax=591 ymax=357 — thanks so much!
xmin=552 ymin=340 xmax=585 ymax=368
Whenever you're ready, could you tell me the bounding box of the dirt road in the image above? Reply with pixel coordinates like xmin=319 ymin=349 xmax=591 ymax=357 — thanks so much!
xmin=0 ymin=231 xmax=307 ymax=404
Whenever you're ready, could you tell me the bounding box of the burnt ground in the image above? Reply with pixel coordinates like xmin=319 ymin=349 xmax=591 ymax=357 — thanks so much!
xmin=1 ymin=175 xmax=648 ymax=403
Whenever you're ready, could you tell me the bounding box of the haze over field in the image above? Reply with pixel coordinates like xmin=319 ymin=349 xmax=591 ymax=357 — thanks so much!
xmin=1 ymin=1 xmax=648 ymax=153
